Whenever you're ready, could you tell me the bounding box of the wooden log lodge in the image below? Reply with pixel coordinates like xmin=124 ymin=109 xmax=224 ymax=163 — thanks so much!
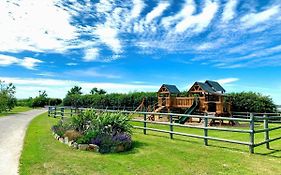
xmin=156 ymin=80 xmax=231 ymax=116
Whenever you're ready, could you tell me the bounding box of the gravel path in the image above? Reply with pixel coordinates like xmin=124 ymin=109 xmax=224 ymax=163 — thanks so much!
xmin=0 ymin=109 xmax=46 ymax=175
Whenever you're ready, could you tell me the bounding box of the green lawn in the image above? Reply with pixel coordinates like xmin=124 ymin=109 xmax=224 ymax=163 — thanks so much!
xmin=20 ymin=113 xmax=281 ymax=175
xmin=0 ymin=106 xmax=32 ymax=117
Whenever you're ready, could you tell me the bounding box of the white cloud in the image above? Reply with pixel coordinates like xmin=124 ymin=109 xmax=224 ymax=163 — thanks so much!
xmin=0 ymin=55 xmax=19 ymax=66
xmin=95 ymin=25 xmax=122 ymax=54
xmin=0 ymin=0 xmax=78 ymax=53
xmin=83 ymin=48 xmax=100 ymax=62
xmin=175 ymin=0 xmax=219 ymax=33
xmin=216 ymin=78 xmax=239 ymax=85
xmin=0 ymin=54 xmax=42 ymax=70
xmin=20 ymin=57 xmax=43 ymax=70
xmin=145 ymin=2 xmax=169 ymax=24
xmin=241 ymin=6 xmax=280 ymax=28
xmin=66 ymin=62 xmax=78 ymax=66
xmin=162 ymin=0 xmax=196 ymax=28
xmin=196 ymin=42 xmax=216 ymax=51
xmin=65 ymin=68 xmax=121 ymax=79
xmin=222 ymin=0 xmax=238 ymax=23
xmin=0 ymin=76 xmax=159 ymax=98
xmin=131 ymin=0 xmax=145 ymax=19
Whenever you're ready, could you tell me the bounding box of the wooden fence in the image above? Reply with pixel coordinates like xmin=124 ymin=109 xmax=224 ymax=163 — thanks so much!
xmin=48 ymin=106 xmax=281 ymax=154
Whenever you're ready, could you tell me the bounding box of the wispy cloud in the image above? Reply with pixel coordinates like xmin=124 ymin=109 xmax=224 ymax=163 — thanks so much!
xmin=84 ymin=48 xmax=99 ymax=62
xmin=1 ymin=0 xmax=281 ymax=67
xmin=0 ymin=54 xmax=42 ymax=70
xmin=65 ymin=68 xmax=121 ymax=79
xmin=176 ymin=0 xmax=219 ymax=33
xmin=145 ymin=2 xmax=169 ymax=24
xmin=222 ymin=0 xmax=238 ymax=23
xmin=0 ymin=0 xmax=77 ymax=53
xmin=241 ymin=5 xmax=280 ymax=28
xmin=216 ymin=78 xmax=239 ymax=85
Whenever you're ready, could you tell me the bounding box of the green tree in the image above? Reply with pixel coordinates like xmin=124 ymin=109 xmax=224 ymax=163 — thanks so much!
xmin=31 ymin=90 xmax=49 ymax=107
xmin=90 ymin=87 xmax=107 ymax=95
xmin=0 ymin=80 xmax=16 ymax=112
xmin=226 ymin=92 xmax=276 ymax=113
xmin=67 ymin=86 xmax=83 ymax=96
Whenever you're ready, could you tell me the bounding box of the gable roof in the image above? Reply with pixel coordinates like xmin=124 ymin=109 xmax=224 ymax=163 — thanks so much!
xmin=205 ymin=80 xmax=225 ymax=92
xmin=188 ymin=80 xmax=226 ymax=94
xmin=158 ymin=84 xmax=180 ymax=94
xmin=195 ymin=82 xmax=216 ymax=93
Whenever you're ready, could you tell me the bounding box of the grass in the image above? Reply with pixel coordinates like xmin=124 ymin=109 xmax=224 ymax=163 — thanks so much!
xmin=0 ymin=106 xmax=32 ymax=117
xmin=20 ymin=113 xmax=281 ymax=175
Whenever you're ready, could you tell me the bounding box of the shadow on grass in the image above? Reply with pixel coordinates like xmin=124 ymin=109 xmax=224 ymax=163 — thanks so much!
xmin=136 ymin=132 xmax=281 ymax=157
xmin=255 ymin=148 xmax=281 ymax=158
xmin=117 ymin=140 xmax=149 ymax=155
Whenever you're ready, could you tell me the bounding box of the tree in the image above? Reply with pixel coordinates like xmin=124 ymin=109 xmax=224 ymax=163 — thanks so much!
xmin=67 ymin=86 xmax=83 ymax=96
xmin=90 ymin=87 xmax=107 ymax=95
xmin=31 ymin=90 xmax=49 ymax=107
xmin=226 ymin=92 xmax=276 ymax=113
xmin=0 ymin=80 xmax=16 ymax=112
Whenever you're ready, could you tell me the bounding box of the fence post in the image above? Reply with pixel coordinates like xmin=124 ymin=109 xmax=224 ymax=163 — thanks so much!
xmin=54 ymin=106 xmax=57 ymax=118
xmin=61 ymin=107 xmax=64 ymax=117
xmin=48 ymin=106 xmax=51 ymax=117
xmin=70 ymin=108 xmax=73 ymax=117
xmin=144 ymin=114 xmax=147 ymax=135
xmin=170 ymin=115 xmax=173 ymax=139
xmin=249 ymin=113 xmax=255 ymax=153
xmin=263 ymin=114 xmax=270 ymax=149
xmin=204 ymin=113 xmax=208 ymax=146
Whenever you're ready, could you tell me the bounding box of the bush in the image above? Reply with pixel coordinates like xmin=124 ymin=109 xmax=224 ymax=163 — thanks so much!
xmin=52 ymin=110 xmax=133 ymax=153
xmin=48 ymin=98 xmax=62 ymax=106
xmin=0 ymin=81 xmax=16 ymax=112
xmin=63 ymin=92 xmax=158 ymax=109
xmin=17 ymin=98 xmax=33 ymax=107
xmin=226 ymin=92 xmax=276 ymax=113
xmin=64 ymin=130 xmax=82 ymax=141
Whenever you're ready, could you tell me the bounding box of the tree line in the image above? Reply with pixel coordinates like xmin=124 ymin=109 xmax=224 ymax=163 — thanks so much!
xmin=0 ymin=79 xmax=278 ymax=113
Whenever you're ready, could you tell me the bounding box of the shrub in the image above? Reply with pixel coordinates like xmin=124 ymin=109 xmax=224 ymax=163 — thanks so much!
xmin=49 ymin=98 xmax=62 ymax=106
xmin=226 ymin=92 xmax=276 ymax=113
xmin=64 ymin=130 xmax=82 ymax=141
xmin=52 ymin=110 xmax=133 ymax=153
xmin=62 ymin=92 xmax=158 ymax=110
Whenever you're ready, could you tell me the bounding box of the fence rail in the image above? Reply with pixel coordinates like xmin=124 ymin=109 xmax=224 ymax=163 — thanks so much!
xmin=48 ymin=106 xmax=281 ymax=154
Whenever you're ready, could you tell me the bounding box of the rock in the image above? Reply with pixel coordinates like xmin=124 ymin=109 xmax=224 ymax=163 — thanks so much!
xmin=64 ymin=137 xmax=69 ymax=144
xmin=78 ymin=144 xmax=89 ymax=151
xmin=59 ymin=137 xmax=64 ymax=143
xmin=68 ymin=140 xmax=74 ymax=147
xmin=72 ymin=142 xmax=78 ymax=149
xmin=88 ymin=144 xmax=99 ymax=152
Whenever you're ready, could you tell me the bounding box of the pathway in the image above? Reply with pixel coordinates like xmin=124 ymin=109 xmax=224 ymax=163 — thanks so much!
xmin=0 ymin=109 xmax=46 ymax=175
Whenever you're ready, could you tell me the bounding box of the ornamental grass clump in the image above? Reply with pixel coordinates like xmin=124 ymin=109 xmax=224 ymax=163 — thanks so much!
xmin=52 ymin=110 xmax=133 ymax=153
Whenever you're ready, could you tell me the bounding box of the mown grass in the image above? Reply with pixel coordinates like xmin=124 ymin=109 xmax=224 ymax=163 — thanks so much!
xmin=0 ymin=106 xmax=32 ymax=117
xmin=20 ymin=113 xmax=281 ymax=175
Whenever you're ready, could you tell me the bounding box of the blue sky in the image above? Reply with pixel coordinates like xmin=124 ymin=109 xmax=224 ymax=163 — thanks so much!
xmin=0 ymin=0 xmax=281 ymax=104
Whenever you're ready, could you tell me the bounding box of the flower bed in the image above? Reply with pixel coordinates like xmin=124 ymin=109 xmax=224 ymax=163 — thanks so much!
xmin=52 ymin=110 xmax=132 ymax=153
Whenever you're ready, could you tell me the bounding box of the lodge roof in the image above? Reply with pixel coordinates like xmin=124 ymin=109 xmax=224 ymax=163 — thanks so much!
xmin=158 ymin=84 xmax=181 ymax=94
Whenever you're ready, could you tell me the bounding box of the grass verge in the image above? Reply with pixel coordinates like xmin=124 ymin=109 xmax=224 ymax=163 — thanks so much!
xmin=20 ymin=113 xmax=281 ymax=175
xmin=0 ymin=106 xmax=32 ymax=117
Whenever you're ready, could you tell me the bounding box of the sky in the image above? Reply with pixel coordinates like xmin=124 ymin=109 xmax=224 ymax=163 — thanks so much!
xmin=0 ymin=0 xmax=281 ymax=104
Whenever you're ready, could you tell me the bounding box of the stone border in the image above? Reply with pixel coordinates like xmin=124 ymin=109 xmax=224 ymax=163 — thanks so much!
xmin=52 ymin=131 xmax=99 ymax=152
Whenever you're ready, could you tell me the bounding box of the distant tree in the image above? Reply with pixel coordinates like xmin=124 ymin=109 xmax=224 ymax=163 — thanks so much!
xmin=67 ymin=86 xmax=83 ymax=96
xmin=31 ymin=90 xmax=49 ymax=107
xmin=90 ymin=87 xmax=107 ymax=95
xmin=48 ymin=98 xmax=62 ymax=106
xmin=0 ymin=80 xmax=16 ymax=112
xmin=226 ymin=92 xmax=276 ymax=113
